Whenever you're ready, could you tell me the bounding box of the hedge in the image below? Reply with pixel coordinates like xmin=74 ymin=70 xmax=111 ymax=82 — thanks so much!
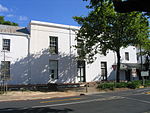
xmin=97 ymin=80 xmax=149 ymax=90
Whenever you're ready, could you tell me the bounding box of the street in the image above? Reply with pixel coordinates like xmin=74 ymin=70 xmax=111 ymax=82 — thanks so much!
xmin=0 ymin=88 xmax=150 ymax=113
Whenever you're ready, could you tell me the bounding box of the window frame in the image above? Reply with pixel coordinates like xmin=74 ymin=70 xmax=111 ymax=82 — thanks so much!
xmin=125 ymin=52 xmax=129 ymax=61
xmin=2 ymin=39 xmax=10 ymax=51
xmin=49 ymin=60 xmax=58 ymax=79
xmin=101 ymin=62 xmax=107 ymax=81
xmin=0 ymin=61 xmax=10 ymax=80
xmin=49 ymin=36 xmax=58 ymax=54
xmin=77 ymin=60 xmax=86 ymax=82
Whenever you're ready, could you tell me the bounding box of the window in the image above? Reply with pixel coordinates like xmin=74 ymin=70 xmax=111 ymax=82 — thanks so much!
xmin=77 ymin=39 xmax=85 ymax=57
xmin=77 ymin=39 xmax=83 ymax=56
xmin=101 ymin=62 xmax=107 ymax=81
xmin=49 ymin=60 xmax=58 ymax=79
xmin=125 ymin=52 xmax=129 ymax=61
xmin=0 ymin=61 xmax=10 ymax=79
xmin=49 ymin=36 xmax=58 ymax=54
xmin=3 ymin=39 xmax=10 ymax=51
xmin=77 ymin=60 xmax=86 ymax=82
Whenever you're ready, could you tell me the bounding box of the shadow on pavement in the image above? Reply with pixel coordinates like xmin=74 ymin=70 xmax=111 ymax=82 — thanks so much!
xmin=0 ymin=107 xmax=73 ymax=113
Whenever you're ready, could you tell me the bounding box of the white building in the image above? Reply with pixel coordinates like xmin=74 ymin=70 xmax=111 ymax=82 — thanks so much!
xmin=0 ymin=25 xmax=30 ymax=85
xmin=0 ymin=21 xmax=139 ymax=85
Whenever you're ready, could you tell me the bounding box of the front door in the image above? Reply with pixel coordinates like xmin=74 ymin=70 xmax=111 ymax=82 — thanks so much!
xmin=77 ymin=60 xmax=86 ymax=82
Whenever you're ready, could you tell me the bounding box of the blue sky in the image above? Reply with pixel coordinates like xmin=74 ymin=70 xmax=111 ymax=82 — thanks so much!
xmin=0 ymin=0 xmax=89 ymax=27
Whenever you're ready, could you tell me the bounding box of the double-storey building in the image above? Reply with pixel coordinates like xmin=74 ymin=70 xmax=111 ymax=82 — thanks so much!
xmin=0 ymin=21 xmax=139 ymax=85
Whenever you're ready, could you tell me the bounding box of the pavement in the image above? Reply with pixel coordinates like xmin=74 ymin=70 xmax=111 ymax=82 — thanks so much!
xmin=0 ymin=86 xmax=104 ymax=102
xmin=0 ymin=87 xmax=140 ymax=102
xmin=0 ymin=91 xmax=82 ymax=102
xmin=0 ymin=87 xmax=150 ymax=113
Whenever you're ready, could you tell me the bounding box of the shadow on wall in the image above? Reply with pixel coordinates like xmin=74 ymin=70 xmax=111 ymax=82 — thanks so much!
xmin=8 ymin=49 xmax=77 ymax=85
xmin=92 ymin=70 xmax=116 ymax=82
xmin=108 ymin=71 xmax=116 ymax=81
xmin=92 ymin=74 xmax=103 ymax=81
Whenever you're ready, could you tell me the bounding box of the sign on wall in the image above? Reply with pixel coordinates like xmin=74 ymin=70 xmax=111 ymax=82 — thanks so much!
xmin=141 ymin=71 xmax=149 ymax=77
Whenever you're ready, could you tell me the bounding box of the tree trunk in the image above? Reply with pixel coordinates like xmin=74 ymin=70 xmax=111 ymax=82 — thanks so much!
xmin=116 ymin=50 xmax=121 ymax=83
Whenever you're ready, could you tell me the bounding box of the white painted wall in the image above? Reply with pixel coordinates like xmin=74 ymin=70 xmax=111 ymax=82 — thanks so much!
xmin=29 ymin=21 xmax=138 ymax=84
xmin=29 ymin=21 xmax=78 ymax=84
xmin=0 ymin=21 xmax=138 ymax=85
xmin=86 ymin=46 xmax=137 ymax=82
xmin=120 ymin=46 xmax=137 ymax=63
xmin=0 ymin=33 xmax=29 ymax=85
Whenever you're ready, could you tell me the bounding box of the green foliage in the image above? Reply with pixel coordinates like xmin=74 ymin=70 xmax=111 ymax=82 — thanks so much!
xmin=127 ymin=80 xmax=142 ymax=89
xmin=144 ymin=80 xmax=150 ymax=87
xmin=97 ymin=82 xmax=115 ymax=90
xmin=115 ymin=82 xmax=128 ymax=88
xmin=73 ymin=0 xmax=149 ymax=82
xmin=97 ymin=80 xmax=145 ymax=90
xmin=0 ymin=16 xmax=18 ymax=26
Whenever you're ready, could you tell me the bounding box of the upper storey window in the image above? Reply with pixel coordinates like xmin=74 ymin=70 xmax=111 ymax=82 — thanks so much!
xmin=3 ymin=39 xmax=10 ymax=51
xmin=125 ymin=52 xmax=129 ymax=61
xmin=49 ymin=36 xmax=58 ymax=54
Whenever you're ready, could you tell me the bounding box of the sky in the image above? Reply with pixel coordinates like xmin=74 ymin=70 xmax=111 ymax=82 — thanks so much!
xmin=0 ymin=0 xmax=90 ymax=27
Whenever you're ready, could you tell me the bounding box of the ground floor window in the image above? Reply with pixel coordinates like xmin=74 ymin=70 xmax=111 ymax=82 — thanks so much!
xmin=101 ymin=62 xmax=107 ymax=81
xmin=49 ymin=60 xmax=58 ymax=79
xmin=77 ymin=60 xmax=86 ymax=82
xmin=0 ymin=61 xmax=10 ymax=80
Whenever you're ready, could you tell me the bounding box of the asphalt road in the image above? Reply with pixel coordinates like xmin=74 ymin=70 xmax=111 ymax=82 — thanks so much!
xmin=0 ymin=87 xmax=150 ymax=113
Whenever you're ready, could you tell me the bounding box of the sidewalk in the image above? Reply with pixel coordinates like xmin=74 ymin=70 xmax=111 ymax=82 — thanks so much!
xmin=0 ymin=86 xmax=103 ymax=102
xmin=0 ymin=86 xmax=130 ymax=102
xmin=0 ymin=91 xmax=81 ymax=102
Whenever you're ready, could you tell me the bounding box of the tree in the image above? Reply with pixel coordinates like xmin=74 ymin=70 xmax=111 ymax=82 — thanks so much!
xmin=113 ymin=0 xmax=150 ymax=13
xmin=141 ymin=38 xmax=150 ymax=72
xmin=73 ymin=0 xmax=149 ymax=82
xmin=0 ymin=16 xmax=18 ymax=26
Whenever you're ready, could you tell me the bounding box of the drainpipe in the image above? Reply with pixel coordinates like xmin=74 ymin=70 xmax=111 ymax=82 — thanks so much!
xmin=26 ymin=34 xmax=31 ymax=85
xmin=69 ymin=26 xmax=72 ymax=83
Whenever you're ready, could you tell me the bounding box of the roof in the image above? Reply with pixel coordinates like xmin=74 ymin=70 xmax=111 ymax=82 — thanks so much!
xmin=0 ymin=24 xmax=29 ymax=36
xmin=30 ymin=20 xmax=80 ymax=30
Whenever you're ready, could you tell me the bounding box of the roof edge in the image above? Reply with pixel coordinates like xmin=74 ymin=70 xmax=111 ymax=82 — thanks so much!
xmin=30 ymin=20 xmax=80 ymax=30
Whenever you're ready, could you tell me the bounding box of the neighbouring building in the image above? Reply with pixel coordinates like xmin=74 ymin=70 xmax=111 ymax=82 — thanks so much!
xmin=0 ymin=21 xmax=141 ymax=85
xmin=0 ymin=24 xmax=30 ymax=85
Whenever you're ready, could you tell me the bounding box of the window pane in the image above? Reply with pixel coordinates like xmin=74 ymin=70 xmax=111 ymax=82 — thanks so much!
xmin=77 ymin=39 xmax=84 ymax=56
xmin=101 ymin=62 xmax=105 ymax=68
xmin=101 ymin=62 xmax=107 ymax=80
xmin=3 ymin=39 xmax=10 ymax=51
xmin=101 ymin=69 xmax=106 ymax=76
xmin=125 ymin=52 xmax=129 ymax=61
xmin=0 ymin=61 xmax=10 ymax=79
xmin=49 ymin=60 xmax=58 ymax=79
xmin=49 ymin=36 xmax=58 ymax=54
xmin=77 ymin=60 xmax=85 ymax=82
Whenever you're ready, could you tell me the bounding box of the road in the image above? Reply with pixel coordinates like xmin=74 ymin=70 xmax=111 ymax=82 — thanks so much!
xmin=0 ymin=87 xmax=150 ymax=113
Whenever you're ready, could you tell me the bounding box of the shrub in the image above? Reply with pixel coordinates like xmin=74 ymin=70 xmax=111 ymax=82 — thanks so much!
xmin=127 ymin=80 xmax=142 ymax=89
xmin=97 ymin=82 xmax=115 ymax=90
xmin=144 ymin=80 xmax=150 ymax=87
xmin=97 ymin=80 xmax=145 ymax=90
xmin=115 ymin=82 xmax=128 ymax=88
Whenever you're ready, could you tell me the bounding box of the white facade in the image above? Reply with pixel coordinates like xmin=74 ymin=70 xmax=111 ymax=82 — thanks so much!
xmin=0 ymin=25 xmax=29 ymax=85
xmin=29 ymin=21 xmax=78 ymax=84
xmin=0 ymin=21 xmax=138 ymax=85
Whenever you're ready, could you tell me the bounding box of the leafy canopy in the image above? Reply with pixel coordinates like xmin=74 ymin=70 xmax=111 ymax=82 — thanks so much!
xmin=0 ymin=16 xmax=18 ymax=26
xmin=73 ymin=0 xmax=149 ymax=62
